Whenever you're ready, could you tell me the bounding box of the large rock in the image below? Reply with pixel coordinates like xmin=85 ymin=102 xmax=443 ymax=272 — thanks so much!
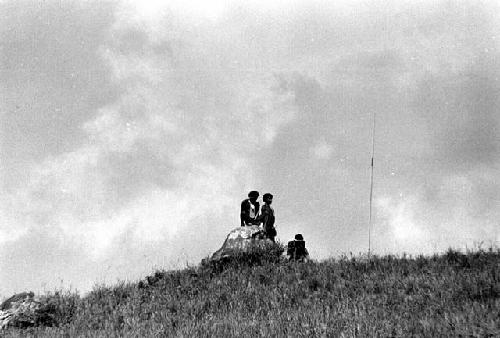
xmin=1 ymin=292 xmax=40 ymax=329
xmin=210 ymin=225 xmax=272 ymax=261
xmin=0 ymin=292 xmax=55 ymax=330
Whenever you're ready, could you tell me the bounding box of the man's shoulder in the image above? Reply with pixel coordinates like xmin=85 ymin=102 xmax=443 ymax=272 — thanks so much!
xmin=241 ymin=199 xmax=249 ymax=208
xmin=261 ymin=204 xmax=272 ymax=212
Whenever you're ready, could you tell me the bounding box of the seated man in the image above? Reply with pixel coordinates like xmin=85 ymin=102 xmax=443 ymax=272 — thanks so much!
xmin=240 ymin=191 xmax=260 ymax=226
xmin=287 ymin=234 xmax=309 ymax=262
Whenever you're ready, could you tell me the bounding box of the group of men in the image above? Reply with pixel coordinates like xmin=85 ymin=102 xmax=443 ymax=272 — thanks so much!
xmin=239 ymin=190 xmax=309 ymax=261
xmin=240 ymin=190 xmax=277 ymax=242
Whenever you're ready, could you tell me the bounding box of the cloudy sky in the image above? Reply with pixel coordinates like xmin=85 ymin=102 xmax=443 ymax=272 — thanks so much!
xmin=1 ymin=0 xmax=499 ymax=296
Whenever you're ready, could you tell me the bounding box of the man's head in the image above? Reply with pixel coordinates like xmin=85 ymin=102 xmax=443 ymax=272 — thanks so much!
xmin=248 ymin=190 xmax=259 ymax=202
xmin=294 ymin=234 xmax=304 ymax=241
xmin=263 ymin=193 xmax=273 ymax=204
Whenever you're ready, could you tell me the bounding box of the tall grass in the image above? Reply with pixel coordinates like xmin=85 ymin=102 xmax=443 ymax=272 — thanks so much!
xmin=4 ymin=247 xmax=499 ymax=337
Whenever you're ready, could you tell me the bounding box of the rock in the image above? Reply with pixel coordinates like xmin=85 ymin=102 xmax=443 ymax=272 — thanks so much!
xmin=210 ymin=225 xmax=273 ymax=261
xmin=1 ymin=292 xmax=35 ymax=311
xmin=0 ymin=292 xmax=41 ymax=329
xmin=0 ymin=292 xmax=56 ymax=330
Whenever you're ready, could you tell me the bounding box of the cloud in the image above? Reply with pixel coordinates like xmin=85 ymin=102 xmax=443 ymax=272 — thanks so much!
xmin=376 ymin=168 xmax=500 ymax=254
xmin=0 ymin=0 xmax=301 ymax=296
xmin=376 ymin=195 xmax=432 ymax=253
xmin=1 ymin=0 xmax=499 ymax=296
xmin=310 ymin=141 xmax=333 ymax=160
xmin=0 ymin=0 xmax=120 ymax=171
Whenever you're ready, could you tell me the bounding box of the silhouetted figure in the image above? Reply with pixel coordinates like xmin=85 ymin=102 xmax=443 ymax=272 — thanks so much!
xmin=240 ymin=191 xmax=260 ymax=226
xmin=258 ymin=193 xmax=276 ymax=242
xmin=287 ymin=234 xmax=309 ymax=261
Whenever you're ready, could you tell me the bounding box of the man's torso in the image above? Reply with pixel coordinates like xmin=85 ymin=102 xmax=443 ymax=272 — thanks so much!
xmin=261 ymin=204 xmax=275 ymax=229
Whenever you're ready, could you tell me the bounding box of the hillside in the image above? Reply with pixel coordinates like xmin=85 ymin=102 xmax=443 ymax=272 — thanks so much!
xmin=3 ymin=247 xmax=500 ymax=337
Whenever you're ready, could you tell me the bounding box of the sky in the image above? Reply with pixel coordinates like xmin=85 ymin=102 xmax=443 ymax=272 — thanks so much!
xmin=1 ymin=0 xmax=499 ymax=297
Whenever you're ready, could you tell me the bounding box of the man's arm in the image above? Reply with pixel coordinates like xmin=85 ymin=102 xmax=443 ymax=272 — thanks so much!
xmin=240 ymin=200 xmax=249 ymax=226
xmin=257 ymin=205 xmax=269 ymax=227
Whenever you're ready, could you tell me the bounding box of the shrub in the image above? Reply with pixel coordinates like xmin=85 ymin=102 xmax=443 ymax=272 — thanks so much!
xmin=37 ymin=291 xmax=80 ymax=327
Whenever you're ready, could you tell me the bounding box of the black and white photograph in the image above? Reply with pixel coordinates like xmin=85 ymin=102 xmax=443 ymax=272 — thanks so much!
xmin=1 ymin=0 xmax=499 ymax=335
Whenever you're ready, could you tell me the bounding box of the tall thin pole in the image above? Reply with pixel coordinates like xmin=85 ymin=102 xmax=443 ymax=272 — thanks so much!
xmin=368 ymin=111 xmax=376 ymax=256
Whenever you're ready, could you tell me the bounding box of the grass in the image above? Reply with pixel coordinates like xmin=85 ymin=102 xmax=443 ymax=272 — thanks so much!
xmin=3 ymin=246 xmax=499 ymax=337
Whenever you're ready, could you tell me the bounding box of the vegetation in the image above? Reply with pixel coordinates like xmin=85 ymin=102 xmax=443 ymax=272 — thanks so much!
xmin=3 ymin=247 xmax=499 ymax=337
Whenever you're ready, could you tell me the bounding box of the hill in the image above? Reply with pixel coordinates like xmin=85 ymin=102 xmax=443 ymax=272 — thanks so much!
xmin=3 ymin=247 xmax=499 ymax=337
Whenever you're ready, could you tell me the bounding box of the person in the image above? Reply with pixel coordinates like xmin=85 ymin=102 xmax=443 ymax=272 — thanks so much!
xmin=287 ymin=234 xmax=309 ymax=261
xmin=257 ymin=193 xmax=277 ymax=242
xmin=240 ymin=191 xmax=260 ymax=226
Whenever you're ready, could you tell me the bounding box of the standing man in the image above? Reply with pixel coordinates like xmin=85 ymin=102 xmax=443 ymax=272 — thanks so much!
xmin=259 ymin=193 xmax=277 ymax=242
xmin=240 ymin=191 xmax=260 ymax=226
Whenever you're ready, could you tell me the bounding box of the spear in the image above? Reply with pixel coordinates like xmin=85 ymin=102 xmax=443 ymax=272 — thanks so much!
xmin=368 ymin=111 xmax=376 ymax=257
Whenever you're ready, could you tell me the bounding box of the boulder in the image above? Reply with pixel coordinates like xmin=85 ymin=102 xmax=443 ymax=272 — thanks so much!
xmin=0 ymin=292 xmax=55 ymax=330
xmin=0 ymin=292 xmax=40 ymax=329
xmin=210 ymin=225 xmax=272 ymax=261
xmin=1 ymin=292 xmax=35 ymax=311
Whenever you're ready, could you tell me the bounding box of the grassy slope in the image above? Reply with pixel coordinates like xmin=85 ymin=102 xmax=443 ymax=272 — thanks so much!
xmin=4 ymin=248 xmax=500 ymax=337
